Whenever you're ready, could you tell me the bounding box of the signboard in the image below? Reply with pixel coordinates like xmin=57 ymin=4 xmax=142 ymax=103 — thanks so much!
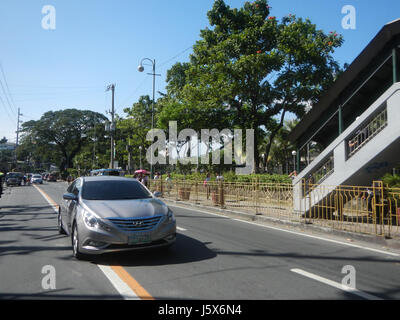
xmin=0 ymin=144 xmax=15 ymax=151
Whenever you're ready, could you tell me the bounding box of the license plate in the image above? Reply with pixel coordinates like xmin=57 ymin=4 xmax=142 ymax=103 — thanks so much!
xmin=128 ymin=234 xmax=151 ymax=245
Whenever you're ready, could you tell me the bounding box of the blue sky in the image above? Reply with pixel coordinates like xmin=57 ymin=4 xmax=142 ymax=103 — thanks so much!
xmin=0 ymin=0 xmax=398 ymax=143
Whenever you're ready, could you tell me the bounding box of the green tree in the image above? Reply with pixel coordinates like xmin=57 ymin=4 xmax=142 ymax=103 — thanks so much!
xmin=162 ymin=0 xmax=343 ymax=172
xmin=20 ymin=109 xmax=107 ymax=175
xmin=117 ymin=95 xmax=154 ymax=171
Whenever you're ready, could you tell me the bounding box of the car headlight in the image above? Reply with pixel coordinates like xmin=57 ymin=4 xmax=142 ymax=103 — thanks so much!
xmin=83 ymin=211 xmax=100 ymax=229
xmin=83 ymin=210 xmax=112 ymax=231
xmin=166 ymin=208 xmax=175 ymax=223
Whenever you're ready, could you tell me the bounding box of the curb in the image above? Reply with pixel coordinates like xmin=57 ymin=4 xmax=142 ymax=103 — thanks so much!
xmin=163 ymin=198 xmax=400 ymax=251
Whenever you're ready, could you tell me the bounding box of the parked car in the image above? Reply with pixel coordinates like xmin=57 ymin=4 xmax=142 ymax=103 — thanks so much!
xmin=31 ymin=174 xmax=43 ymax=184
xmin=47 ymin=173 xmax=57 ymax=182
xmin=58 ymin=176 xmax=176 ymax=259
xmin=6 ymin=172 xmax=23 ymax=186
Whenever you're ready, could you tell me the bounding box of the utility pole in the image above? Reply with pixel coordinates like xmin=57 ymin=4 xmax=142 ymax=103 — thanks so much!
xmin=15 ymin=107 xmax=22 ymax=164
xmin=106 ymin=84 xmax=115 ymax=169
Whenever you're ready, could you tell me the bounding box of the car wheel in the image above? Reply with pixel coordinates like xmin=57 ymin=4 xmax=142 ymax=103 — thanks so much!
xmin=72 ymin=223 xmax=87 ymax=260
xmin=58 ymin=209 xmax=66 ymax=235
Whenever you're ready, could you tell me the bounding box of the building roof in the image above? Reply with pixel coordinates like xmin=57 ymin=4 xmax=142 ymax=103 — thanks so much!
xmin=288 ymin=19 xmax=400 ymax=144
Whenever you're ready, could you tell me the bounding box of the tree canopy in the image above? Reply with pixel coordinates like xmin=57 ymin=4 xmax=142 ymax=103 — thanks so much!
xmin=19 ymin=109 xmax=107 ymax=174
xmin=157 ymin=0 xmax=343 ymax=172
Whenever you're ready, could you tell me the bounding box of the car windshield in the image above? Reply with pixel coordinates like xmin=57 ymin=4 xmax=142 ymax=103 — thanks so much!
xmin=82 ymin=180 xmax=153 ymax=200
xmin=33 ymin=175 xmax=41 ymax=178
xmin=7 ymin=173 xmax=18 ymax=178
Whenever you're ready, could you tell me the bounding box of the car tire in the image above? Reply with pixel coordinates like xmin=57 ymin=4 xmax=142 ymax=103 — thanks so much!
xmin=58 ymin=209 xmax=66 ymax=235
xmin=72 ymin=223 xmax=87 ymax=260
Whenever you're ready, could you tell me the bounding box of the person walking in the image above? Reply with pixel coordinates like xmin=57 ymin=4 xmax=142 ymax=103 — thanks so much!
xmin=165 ymin=173 xmax=172 ymax=196
xmin=0 ymin=172 xmax=4 ymax=197
xmin=204 ymin=173 xmax=211 ymax=200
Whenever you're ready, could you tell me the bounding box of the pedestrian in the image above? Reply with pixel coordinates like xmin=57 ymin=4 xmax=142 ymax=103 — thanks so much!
xmin=165 ymin=173 xmax=172 ymax=195
xmin=204 ymin=173 xmax=211 ymax=199
xmin=0 ymin=171 xmax=4 ymax=197
xmin=142 ymin=173 xmax=149 ymax=188
xmin=288 ymin=170 xmax=297 ymax=180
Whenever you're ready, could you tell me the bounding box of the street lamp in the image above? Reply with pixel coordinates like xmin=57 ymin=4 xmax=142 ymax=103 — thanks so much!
xmin=291 ymin=150 xmax=297 ymax=172
xmin=139 ymin=146 xmax=142 ymax=170
xmin=137 ymin=58 xmax=161 ymax=179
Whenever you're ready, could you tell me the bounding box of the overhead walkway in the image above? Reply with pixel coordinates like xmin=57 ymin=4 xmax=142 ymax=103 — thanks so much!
xmin=292 ymin=83 xmax=400 ymax=217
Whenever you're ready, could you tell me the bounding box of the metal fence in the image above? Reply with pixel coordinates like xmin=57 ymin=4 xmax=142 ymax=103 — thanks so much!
xmin=302 ymin=181 xmax=400 ymax=237
xmin=348 ymin=107 xmax=388 ymax=158
xmin=149 ymin=178 xmax=400 ymax=238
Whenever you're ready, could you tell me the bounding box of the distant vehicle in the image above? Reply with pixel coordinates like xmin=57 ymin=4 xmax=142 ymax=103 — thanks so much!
xmin=90 ymin=169 xmax=124 ymax=176
xmin=6 ymin=172 xmax=23 ymax=186
xmin=47 ymin=173 xmax=57 ymax=182
xmin=58 ymin=176 xmax=176 ymax=259
xmin=31 ymin=174 xmax=43 ymax=184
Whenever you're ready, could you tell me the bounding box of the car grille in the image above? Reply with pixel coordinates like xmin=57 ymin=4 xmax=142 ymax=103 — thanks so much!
xmin=107 ymin=215 xmax=163 ymax=232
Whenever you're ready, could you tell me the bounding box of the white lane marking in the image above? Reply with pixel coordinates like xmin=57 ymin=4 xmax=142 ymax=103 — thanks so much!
xmin=97 ymin=265 xmax=139 ymax=300
xmin=290 ymin=268 xmax=383 ymax=300
xmin=33 ymin=185 xmax=139 ymax=300
xmin=177 ymin=226 xmax=187 ymax=231
xmin=167 ymin=204 xmax=400 ymax=257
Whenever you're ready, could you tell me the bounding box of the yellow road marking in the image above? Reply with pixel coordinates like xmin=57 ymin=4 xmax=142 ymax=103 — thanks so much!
xmin=34 ymin=184 xmax=154 ymax=300
xmin=111 ymin=266 xmax=154 ymax=300
xmin=33 ymin=184 xmax=59 ymax=212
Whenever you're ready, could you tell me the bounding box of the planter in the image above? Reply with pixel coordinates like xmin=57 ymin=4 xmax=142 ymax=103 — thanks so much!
xmin=212 ymin=192 xmax=220 ymax=205
xmin=178 ymin=188 xmax=191 ymax=200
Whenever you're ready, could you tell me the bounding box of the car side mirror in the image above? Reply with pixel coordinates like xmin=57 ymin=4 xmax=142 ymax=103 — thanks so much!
xmin=63 ymin=193 xmax=78 ymax=201
xmin=153 ymin=191 xmax=162 ymax=198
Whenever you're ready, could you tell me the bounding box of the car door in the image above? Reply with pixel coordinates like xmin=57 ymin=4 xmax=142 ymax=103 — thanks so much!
xmin=66 ymin=178 xmax=82 ymax=232
xmin=60 ymin=180 xmax=75 ymax=234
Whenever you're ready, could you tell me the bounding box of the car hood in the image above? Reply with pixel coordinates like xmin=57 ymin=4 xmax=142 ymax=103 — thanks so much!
xmin=81 ymin=198 xmax=168 ymax=219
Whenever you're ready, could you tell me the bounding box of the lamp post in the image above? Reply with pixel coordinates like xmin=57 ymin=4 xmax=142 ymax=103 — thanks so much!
xmin=137 ymin=58 xmax=160 ymax=179
xmin=291 ymin=150 xmax=297 ymax=172
xmin=261 ymin=153 xmax=265 ymax=172
xmin=139 ymin=146 xmax=142 ymax=170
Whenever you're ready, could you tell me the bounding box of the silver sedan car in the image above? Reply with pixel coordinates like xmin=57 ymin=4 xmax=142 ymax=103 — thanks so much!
xmin=58 ymin=176 xmax=176 ymax=259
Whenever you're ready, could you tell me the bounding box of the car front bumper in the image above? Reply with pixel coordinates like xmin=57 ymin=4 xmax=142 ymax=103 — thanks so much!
xmin=76 ymin=217 xmax=176 ymax=255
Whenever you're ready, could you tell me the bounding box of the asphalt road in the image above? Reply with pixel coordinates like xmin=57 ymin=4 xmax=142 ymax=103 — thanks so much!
xmin=1 ymin=181 xmax=400 ymax=300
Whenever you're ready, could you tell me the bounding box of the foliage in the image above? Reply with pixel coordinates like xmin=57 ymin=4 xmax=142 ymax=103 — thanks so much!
xmin=382 ymin=173 xmax=400 ymax=188
xmin=153 ymin=171 xmax=291 ymax=184
xmin=157 ymin=0 xmax=343 ymax=172
xmin=19 ymin=109 xmax=107 ymax=176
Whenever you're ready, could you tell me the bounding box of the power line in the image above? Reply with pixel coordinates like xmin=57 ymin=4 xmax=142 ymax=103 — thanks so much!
xmin=158 ymin=46 xmax=193 ymax=69
xmin=0 ymin=63 xmax=18 ymax=114
xmin=0 ymin=76 xmax=17 ymax=120
xmin=0 ymin=92 xmax=16 ymax=123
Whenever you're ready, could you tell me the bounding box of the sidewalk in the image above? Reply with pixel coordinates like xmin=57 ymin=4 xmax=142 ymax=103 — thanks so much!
xmin=163 ymin=197 xmax=400 ymax=252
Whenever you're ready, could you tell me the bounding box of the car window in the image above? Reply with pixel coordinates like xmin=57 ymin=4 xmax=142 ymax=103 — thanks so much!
xmin=82 ymin=179 xmax=152 ymax=200
xmin=73 ymin=179 xmax=82 ymax=196
xmin=67 ymin=181 xmax=76 ymax=193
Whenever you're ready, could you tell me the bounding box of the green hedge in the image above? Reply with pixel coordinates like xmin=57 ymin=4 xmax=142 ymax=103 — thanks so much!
xmin=127 ymin=172 xmax=291 ymax=184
